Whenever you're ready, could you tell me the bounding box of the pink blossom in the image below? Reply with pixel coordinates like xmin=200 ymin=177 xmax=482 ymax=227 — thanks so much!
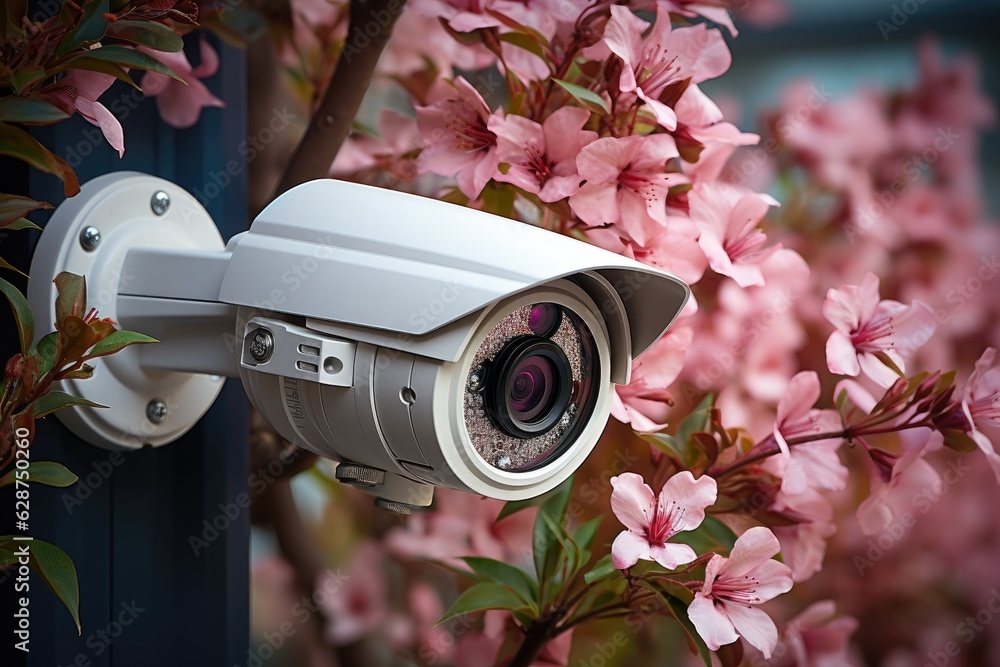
xmin=689 ymin=182 xmax=779 ymax=287
xmin=769 ymin=488 xmax=836 ymax=583
xmin=770 ymin=371 xmax=847 ymax=494
xmin=604 ymin=6 xmax=731 ymax=130
xmin=487 ymin=107 xmax=596 ymax=202
xmin=385 ymin=488 xmax=535 ymax=567
xmin=652 ymin=0 xmax=739 ymax=37
xmin=377 ymin=10 xmax=496 ymax=77
xmin=857 ymin=430 xmax=942 ymax=536
xmin=780 ymin=600 xmax=859 ymax=667
xmin=318 ymin=542 xmax=387 ymax=645
xmin=962 ymin=347 xmax=1000 ymax=483
xmin=569 ymin=134 xmax=686 ymax=246
xmin=609 ymin=471 xmax=717 ymax=570
xmin=688 ymin=526 xmax=794 ymax=657
xmin=331 ymin=109 xmax=420 ymax=180
xmin=56 ymin=71 xmax=125 ymax=157
xmin=416 ymin=76 xmax=500 ymax=199
xmin=612 ymin=325 xmax=692 ymax=432
xmin=823 ymin=272 xmax=936 ymax=388
xmin=139 ymin=40 xmax=225 ymax=129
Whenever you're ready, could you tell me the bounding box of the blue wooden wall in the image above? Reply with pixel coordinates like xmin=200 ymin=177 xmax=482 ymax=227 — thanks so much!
xmin=1 ymin=35 xmax=249 ymax=667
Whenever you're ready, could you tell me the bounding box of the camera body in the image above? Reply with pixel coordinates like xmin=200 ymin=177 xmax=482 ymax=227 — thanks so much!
xmin=28 ymin=173 xmax=689 ymax=510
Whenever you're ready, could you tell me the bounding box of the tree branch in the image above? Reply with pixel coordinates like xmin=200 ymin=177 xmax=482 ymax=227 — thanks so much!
xmin=273 ymin=0 xmax=407 ymax=196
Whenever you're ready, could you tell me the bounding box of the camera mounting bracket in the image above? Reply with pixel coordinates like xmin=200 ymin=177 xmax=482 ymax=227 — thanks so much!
xmin=27 ymin=172 xmax=227 ymax=450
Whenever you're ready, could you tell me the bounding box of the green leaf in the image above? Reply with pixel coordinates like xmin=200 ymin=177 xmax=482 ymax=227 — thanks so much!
xmin=0 ymin=193 xmax=52 ymax=226
xmin=439 ymin=582 xmax=531 ymax=623
xmin=532 ymin=476 xmax=573 ymax=583
xmin=0 ymin=275 xmax=34 ymax=353
xmin=941 ymin=429 xmax=978 ymax=453
xmin=56 ymin=0 xmax=110 ymax=56
xmin=0 ymin=256 xmax=27 ymax=277
xmin=873 ymin=351 xmax=904 ymax=378
xmin=51 ymin=57 xmax=140 ymax=90
xmin=461 ymin=557 xmax=538 ymax=608
xmin=498 ymin=32 xmax=549 ymax=63
xmin=0 ymin=461 xmax=78 ymax=488
xmin=677 ymin=394 xmax=714 ymax=448
xmin=0 ymin=123 xmax=80 ymax=196
xmin=0 ymin=97 xmax=71 ymax=124
xmin=58 ymin=45 xmax=186 ymax=82
xmin=583 ymin=554 xmax=618 ymax=585
xmin=642 ymin=433 xmax=697 ymax=469
xmin=54 ymin=272 xmax=86 ymax=322
xmin=105 ymin=19 xmax=184 ymax=52
xmin=3 ymin=217 xmax=42 ymax=231
xmin=495 ymin=496 xmax=538 ymax=523
xmin=9 ymin=66 xmax=47 ymax=94
xmin=0 ymin=537 xmax=81 ymax=634
xmin=570 ymin=516 xmax=601 ymax=553
xmin=31 ymin=391 xmax=107 ymax=419
xmin=86 ymin=329 xmax=158 ymax=358
xmin=552 ymin=79 xmax=608 ymax=115
xmin=34 ymin=331 xmax=60 ymax=377
xmin=663 ymin=594 xmax=712 ymax=667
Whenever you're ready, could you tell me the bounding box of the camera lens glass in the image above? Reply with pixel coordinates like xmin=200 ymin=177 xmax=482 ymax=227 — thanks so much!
xmin=485 ymin=338 xmax=572 ymax=438
xmin=464 ymin=302 xmax=600 ymax=473
xmin=509 ymin=357 xmax=551 ymax=421
xmin=528 ymin=303 xmax=561 ymax=337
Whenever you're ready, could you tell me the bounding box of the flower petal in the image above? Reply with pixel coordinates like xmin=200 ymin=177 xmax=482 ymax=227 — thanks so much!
xmin=660 ymin=471 xmax=717 ymax=532
xmin=688 ymin=595 xmax=739 ymax=651
xmin=826 ymin=331 xmax=861 ymax=377
xmin=611 ymin=530 xmax=650 ymax=569
xmin=610 ymin=472 xmax=654 ymax=533
xmin=649 ymin=542 xmax=697 ymax=569
xmin=725 ymin=602 xmax=780 ymax=658
xmin=745 ymin=558 xmax=794 ymax=601
xmin=723 ymin=526 xmax=781 ymax=579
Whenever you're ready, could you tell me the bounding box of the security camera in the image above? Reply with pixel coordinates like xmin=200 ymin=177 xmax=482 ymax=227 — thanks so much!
xmin=28 ymin=172 xmax=689 ymax=512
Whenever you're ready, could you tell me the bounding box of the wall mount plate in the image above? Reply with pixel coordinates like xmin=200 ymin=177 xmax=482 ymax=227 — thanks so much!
xmin=27 ymin=172 xmax=227 ymax=450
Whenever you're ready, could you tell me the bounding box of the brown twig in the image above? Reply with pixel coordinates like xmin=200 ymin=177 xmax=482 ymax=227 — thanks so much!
xmin=273 ymin=0 xmax=407 ymax=195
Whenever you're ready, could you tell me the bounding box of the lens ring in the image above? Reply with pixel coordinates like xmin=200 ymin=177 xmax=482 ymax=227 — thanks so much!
xmin=483 ymin=337 xmax=572 ymax=438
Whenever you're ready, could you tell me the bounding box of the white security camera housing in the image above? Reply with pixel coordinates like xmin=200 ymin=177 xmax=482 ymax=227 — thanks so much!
xmin=29 ymin=172 xmax=689 ymax=511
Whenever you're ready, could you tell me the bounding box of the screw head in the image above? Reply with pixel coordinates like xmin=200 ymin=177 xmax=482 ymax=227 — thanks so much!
xmin=79 ymin=226 xmax=101 ymax=251
xmin=335 ymin=463 xmax=386 ymax=487
xmin=146 ymin=399 xmax=168 ymax=424
xmin=375 ymin=498 xmax=413 ymax=515
xmin=247 ymin=328 xmax=274 ymax=363
xmin=151 ymin=190 xmax=170 ymax=216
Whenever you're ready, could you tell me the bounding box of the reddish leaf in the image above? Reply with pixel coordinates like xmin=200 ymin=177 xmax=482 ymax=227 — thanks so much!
xmin=57 ymin=316 xmax=96 ymax=367
xmin=85 ymin=329 xmax=157 ymax=358
xmin=0 ymin=276 xmax=34 ymax=353
xmin=54 ymin=272 xmax=87 ymax=323
xmin=0 ymin=123 xmax=80 ymax=197
xmin=0 ymin=193 xmax=52 ymax=226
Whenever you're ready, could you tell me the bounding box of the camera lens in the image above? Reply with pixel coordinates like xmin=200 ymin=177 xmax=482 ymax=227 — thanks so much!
xmin=464 ymin=302 xmax=601 ymax=473
xmin=486 ymin=338 xmax=572 ymax=438
xmin=528 ymin=303 xmax=561 ymax=337
xmin=508 ymin=357 xmax=553 ymax=422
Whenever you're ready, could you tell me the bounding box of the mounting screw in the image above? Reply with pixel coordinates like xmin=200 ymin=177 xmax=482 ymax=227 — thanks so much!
xmin=335 ymin=463 xmax=386 ymax=487
xmin=375 ymin=498 xmax=413 ymax=515
xmin=151 ymin=190 xmax=170 ymax=216
xmin=79 ymin=226 xmax=101 ymax=251
xmin=146 ymin=399 xmax=168 ymax=424
xmin=247 ymin=328 xmax=274 ymax=363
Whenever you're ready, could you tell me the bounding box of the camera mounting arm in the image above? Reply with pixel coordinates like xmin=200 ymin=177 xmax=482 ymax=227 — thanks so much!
xmin=28 ymin=172 xmax=239 ymax=450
